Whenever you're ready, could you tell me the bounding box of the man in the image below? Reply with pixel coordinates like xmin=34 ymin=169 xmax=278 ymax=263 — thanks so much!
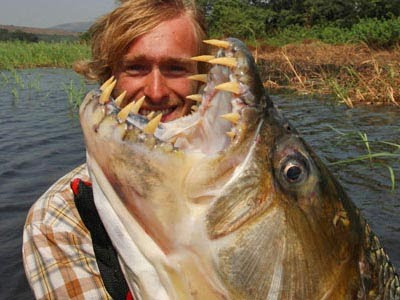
xmin=23 ymin=1 xmax=207 ymax=299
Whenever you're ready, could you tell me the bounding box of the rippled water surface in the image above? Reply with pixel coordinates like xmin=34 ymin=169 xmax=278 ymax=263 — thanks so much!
xmin=0 ymin=69 xmax=399 ymax=299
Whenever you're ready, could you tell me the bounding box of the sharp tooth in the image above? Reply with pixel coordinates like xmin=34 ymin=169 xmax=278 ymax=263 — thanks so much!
xmin=203 ymin=39 xmax=230 ymax=49
xmin=190 ymin=55 xmax=215 ymax=62
xmin=191 ymin=105 xmax=198 ymax=112
xmin=208 ymin=57 xmax=237 ymax=68
xmin=187 ymin=74 xmax=208 ymax=83
xmin=220 ymin=112 xmax=240 ymax=124
xmin=132 ymin=96 xmax=145 ymax=114
xmin=186 ymin=94 xmax=202 ymax=102
xmin=147 ymin=111 xmax=155 ymax=120
xmin=226 ymin=131 xmax=236 ymax=139
xmin=143 ymin=113 xmax=162 ymax=134
xmin=215 ymin=81 xmax=241 ymax=94
xmin=117 ymin=100 xmax=135 ymax=122
xmin=99 ymin=79 xmax=116 ymax=104
xmin=114 ymin=90 xmax=127 ymax=107
xmin=169 ymin=135 xmax=178 ymax=145
xmin=100 ymin=76 xmax=115 ymax=91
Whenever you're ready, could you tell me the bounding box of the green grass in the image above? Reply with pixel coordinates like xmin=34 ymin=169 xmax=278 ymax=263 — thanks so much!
xmin=63 ymin=79 xmax=87 ymax=108
xmin=0 ymin=41 xmax=90 ymax=69
xmin=327 ymin=126 xmax=400 ymax=191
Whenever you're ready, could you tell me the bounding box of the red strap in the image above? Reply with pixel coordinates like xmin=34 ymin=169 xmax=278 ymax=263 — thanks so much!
xmin=70 ymin=178 xmax=92 ymax=196
xmin=126 ymin=290 xmax=134 ymax=300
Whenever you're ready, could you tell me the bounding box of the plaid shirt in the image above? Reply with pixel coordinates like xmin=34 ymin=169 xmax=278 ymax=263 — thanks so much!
xmin=23 ymin=164 xmax=112 ymax=300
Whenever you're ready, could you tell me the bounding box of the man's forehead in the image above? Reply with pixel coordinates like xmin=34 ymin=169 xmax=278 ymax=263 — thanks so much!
xmin=120 ymin=15 xmax=200 ymax=64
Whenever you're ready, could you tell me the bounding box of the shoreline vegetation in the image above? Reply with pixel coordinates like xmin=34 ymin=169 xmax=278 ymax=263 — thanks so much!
xmin=257 ymin=41 xmax=399 ymax=107
xmin=1 ymin=39 xmax=398 ymax=107
xmin=1 ymin=16 xmax=399 ymax=106
xmin=0 ymin=41 xmax=89 ymax=69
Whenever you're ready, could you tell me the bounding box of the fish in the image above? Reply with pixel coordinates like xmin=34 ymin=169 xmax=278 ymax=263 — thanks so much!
xmin=79 ymin=38 xmax=399 ymax=299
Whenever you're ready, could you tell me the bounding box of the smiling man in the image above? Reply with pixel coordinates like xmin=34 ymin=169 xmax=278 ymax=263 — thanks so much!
xmin=114 ymin=16 xmax=199 ymax=122
xmin=23 ymin=1 xmax=207 ymax=299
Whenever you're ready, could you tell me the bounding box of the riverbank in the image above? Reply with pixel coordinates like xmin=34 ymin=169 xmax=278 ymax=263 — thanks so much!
xmin=0 ymin=41 xmax=89 ymax=69
xmin=255 ymin=41 xmax=400 ymax=107
xmin=1 ymin=40 xmax=399 ymax=107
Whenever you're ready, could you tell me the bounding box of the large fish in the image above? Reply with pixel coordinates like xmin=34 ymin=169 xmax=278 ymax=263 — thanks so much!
xmin=79 ymin=38 xmax=399 ymax=299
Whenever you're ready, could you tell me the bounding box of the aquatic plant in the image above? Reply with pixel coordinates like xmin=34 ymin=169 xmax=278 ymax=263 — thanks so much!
xmin=63 ymin=79 xmax=87 ymax=108
xmin=27 ymin=74 xmax=41 ymax=92
xmin=327 ymin=78 xmax=353 ymax=108
xmin=11 ymin=87 xmax=19 ymax=101
xmin=10 ymin=68 xmax=24 ymax=89
xmin=0 ymin=71 xmax=9 ymax=89
xmin=327 ymin=126 xmax=400 ymax=191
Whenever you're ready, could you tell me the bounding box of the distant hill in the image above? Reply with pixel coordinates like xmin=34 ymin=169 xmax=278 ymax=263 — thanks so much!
xmin=0 ymin=24 xmax=78 ymax=36
xmin=48 ymin=21 xmax=92 ymax=33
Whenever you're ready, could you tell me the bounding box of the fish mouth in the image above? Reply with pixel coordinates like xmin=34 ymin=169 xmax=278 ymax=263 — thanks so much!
xmin=80 ymin=38 xmax=269 ymax=156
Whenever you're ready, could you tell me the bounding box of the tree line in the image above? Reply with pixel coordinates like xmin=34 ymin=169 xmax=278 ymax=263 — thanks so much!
xmin=197 ymin=0 xmax=400 ymax=43
xmin=0 ymin=29 xmax=39 ymax=42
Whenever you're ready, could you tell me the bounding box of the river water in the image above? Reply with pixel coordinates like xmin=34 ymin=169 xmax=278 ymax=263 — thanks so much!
xmin=0 ymin=69 xmax=399 ymax=299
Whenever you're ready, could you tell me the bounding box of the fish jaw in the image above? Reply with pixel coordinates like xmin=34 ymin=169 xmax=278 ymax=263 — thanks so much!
xmin=79 ymin=92 xmax=261 ymax=252
xmin=79 ymin=92 xmax=259 ymax=298
xmin=80 ymin=95 xmax=199 ymax=251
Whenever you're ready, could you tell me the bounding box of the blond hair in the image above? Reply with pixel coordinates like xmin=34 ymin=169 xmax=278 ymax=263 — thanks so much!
xmin=74 ymin=0 xmax=207 ymax=83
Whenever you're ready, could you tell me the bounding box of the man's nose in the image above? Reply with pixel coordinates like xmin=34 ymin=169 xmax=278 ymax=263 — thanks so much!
xmin=143 ymin=68 xmax=169 ymax=104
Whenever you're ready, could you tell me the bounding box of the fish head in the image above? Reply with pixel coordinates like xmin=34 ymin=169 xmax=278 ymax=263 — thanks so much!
xmin=80 ymin=38 xmax=367 ymax=298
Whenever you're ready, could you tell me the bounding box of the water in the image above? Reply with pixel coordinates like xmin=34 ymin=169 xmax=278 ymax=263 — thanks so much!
xmin=0 ymin=69 xmax=399 ymax=299
xmin=273 ymin=94 xmax=400 ymax=264
xmin=0 ymin=69 xmax=93 ymax=299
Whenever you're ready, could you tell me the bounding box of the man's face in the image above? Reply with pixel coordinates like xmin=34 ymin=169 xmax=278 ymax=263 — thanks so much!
xmin=113 ymin=15 xmax=199 ymax=122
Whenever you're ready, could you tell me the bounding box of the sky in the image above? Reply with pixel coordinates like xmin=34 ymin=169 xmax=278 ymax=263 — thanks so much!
xmin=0 ymin=0 xmax=117 ymax=28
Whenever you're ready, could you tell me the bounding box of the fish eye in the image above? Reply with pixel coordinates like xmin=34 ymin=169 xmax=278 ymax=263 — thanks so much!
xmin=284 ymin=163 xmax=303 ymax=182
xmin=279 ymin=155 xmax=309 ymax=185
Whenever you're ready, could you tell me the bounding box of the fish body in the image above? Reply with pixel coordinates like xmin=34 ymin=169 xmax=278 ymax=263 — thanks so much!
xmin=80 ymin=38 xmax=399 ymax=299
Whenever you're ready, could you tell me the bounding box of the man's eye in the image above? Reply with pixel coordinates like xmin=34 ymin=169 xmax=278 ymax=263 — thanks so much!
xmin=162 ymin=65 xmax=188 ymax=76
xmin=126 ymin=64 xmax=149 ymax=74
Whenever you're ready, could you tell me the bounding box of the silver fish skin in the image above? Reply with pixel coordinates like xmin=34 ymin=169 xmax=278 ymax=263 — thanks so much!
xmin=79 ymin=38 xmax=399 ymax=299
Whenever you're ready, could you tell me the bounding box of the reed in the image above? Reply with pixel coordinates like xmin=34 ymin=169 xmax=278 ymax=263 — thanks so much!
xmin=27 ymin=74 xmax=41 ymax=92
xmin=0 ymin=71 xmax=9 ymax=88
xmin=63 ymin=79 xmax=87 ymax=108
xmin=11 ymin=87 xmax=19 ymax=100
xmin=327 ymin=126 xmax=399 ymax=191
xmin=10 ymin=68 xmax=24 ymax=89
xmin=258 ymin=41 xmax=400 ymax=106
xmin=0 ymin=41 xmax=90 ymax=69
